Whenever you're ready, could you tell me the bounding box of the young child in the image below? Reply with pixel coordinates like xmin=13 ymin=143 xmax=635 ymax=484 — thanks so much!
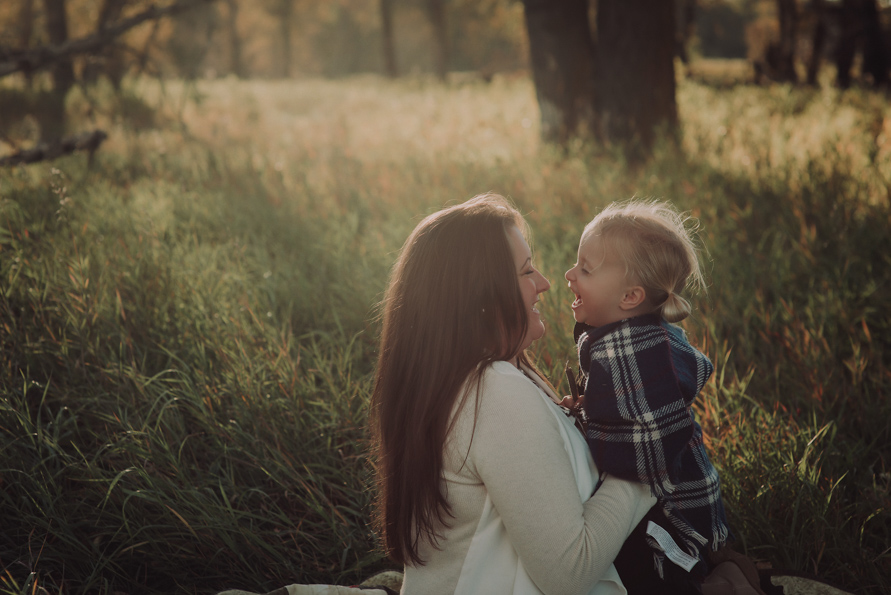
xmin=565 ymin=200 xmax=729 ymax=594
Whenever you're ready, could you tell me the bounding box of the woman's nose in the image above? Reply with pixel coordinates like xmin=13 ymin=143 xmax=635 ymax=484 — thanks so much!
xmin=538 ymin=273 xmax=551 ymax=294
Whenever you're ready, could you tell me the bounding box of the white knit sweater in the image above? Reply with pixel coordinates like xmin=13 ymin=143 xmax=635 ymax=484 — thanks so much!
xmin=400 ymin=361 xmax=655 ymax=595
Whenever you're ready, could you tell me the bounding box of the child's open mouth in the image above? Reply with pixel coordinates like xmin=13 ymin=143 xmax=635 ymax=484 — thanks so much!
xmin=571 ymin=293 xmax=582 ymax=309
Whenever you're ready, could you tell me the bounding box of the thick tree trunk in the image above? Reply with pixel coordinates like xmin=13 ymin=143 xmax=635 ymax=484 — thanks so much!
xmin=521 ymin=0 xmax=595 ymax=143
xmin=426 ymin=0 xmax=448 ymax=81
xmin=775 ymin=0 xmax=799 ymax=82
xmin=835 ymin=0 xmax=859 ymax=88
xmin=380 ymin=0 xmax=398 ymax=78
xmin=859 ymin=0 xmax=889 ymax=86
xmin=806 ymin=0 xmax=827 ymax=86
xmin=594 ymin=0 xmax=678 ymax=155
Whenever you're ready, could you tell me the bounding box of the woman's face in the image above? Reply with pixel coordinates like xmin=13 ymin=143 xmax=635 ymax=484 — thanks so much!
xmin=506 ymin=225 xmax=551 ymax=359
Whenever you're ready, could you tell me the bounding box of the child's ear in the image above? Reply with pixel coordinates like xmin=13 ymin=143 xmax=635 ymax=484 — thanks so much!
xmin=619 ymin=286 xmax=646 ymax=310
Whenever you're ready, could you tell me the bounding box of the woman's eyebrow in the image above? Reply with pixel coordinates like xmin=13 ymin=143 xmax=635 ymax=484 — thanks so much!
xmin=518 ymin=256 xmax=531 ymax=270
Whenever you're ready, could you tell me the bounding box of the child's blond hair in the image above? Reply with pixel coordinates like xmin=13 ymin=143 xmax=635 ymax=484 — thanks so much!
xmin=583 ymin=200 xmax=705 ymax=323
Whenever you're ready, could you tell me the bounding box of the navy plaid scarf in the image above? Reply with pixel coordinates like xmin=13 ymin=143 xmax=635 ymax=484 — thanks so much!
xmin=576 ymin=313 xmax=729 ymax=575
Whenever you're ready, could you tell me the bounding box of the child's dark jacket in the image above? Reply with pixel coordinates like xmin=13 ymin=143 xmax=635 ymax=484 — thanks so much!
xmin=575 ymin=313 xmax=729 ymax=577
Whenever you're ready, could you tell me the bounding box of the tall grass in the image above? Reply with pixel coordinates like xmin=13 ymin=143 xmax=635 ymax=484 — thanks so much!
xmin=1 ymin=72 xmax=889 ymax=594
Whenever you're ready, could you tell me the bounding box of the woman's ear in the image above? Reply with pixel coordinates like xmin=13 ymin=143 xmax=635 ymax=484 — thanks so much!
xmin=619 ymin=286 xmax=647 ymax=311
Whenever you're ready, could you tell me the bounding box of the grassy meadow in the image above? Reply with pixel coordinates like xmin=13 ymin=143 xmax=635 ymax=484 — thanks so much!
xmin=1 ymin=68 xmax=889 ymax=594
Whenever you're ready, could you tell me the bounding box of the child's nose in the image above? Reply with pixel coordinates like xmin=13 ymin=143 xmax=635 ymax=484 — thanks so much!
xmin=565 ymin=267 xmax=574 ymax=281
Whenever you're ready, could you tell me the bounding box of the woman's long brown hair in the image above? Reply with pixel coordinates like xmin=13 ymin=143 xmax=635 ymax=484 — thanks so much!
xmin=370 ymin=193 xmax=532 ymax=566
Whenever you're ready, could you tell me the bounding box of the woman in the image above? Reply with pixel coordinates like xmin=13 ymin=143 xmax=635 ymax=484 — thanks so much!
xmin=370 ymin=194 xmax=655 ymax=595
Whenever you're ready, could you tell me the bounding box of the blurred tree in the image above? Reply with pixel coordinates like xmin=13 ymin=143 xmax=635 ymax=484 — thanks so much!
xmin=41 ymin=0 xmax=74 ymax=139
xmin=42 ymin=0 xmax=75 ymax=94
xmin=1 ymin=0 xmax=221 ymax=80
xmin=426 ymin=0 xmax=449 ymax=80
xmin=806 ymin=0 xmax=827 ymax=85
xmin=774 ymin=0 xmax=799 ymax=81
xmin=263 ymin=0 xmax=295 ymax=77
xmin=697 ymin=0 xmax=751 ymax=59
xmin=167 ymin=1 xmax=218 ymax=78
xmin=522 ymin=0 xmax=677 ymax=157
xmin=82 ymin=0 xmax=129 ymax=88
xmin=858 ymin=0 xmax=889 ymax=86
xmin=1 ymin=0 xmax=220 ymax=145
xmin=16 ymin=0 xmax=35 ymax=87
xmin=677 ymin=0 xmax=696 ymax=64
xmin=225 ymin=0 xmax=246 ymax=78
xmin=835 ymin=0 xmax=889 ymax=88
xmin=521 ymin=0 xmax=593 ymax=143
xmin=595 ymin=0 xmax=677 ymax=157
xmin=380 ymin=0 xmax=398 ymax=77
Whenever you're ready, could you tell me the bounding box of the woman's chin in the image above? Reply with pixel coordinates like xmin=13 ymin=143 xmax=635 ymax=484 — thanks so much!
xmin=519 ymin=325 xmax=547 ymax=352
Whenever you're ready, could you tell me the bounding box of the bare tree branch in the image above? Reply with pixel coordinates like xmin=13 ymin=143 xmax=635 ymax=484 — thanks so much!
xmin=0 ymin=129 xmax=108 ymax=166
xmin=0 ymin=0 xmax=217 ymax=79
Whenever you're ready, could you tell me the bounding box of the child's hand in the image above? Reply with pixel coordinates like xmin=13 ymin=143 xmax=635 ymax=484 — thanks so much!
xmin=559 ymin=394 xmax=584 ymax=409
xmin=563 ymin=362 xmax=583 ymax=410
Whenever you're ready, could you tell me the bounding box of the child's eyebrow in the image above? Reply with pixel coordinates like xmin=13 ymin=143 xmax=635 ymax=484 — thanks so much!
xmin=581 ymin=254 xmax=603 ymax=269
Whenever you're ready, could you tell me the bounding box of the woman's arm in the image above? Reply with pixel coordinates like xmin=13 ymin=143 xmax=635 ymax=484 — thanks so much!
xmin=468 ymin=367 xmax=655 ymax=595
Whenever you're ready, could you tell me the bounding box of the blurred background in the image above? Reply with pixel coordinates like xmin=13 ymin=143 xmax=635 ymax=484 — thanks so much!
xmin=1 ymin=2 xmax=890 ymax=595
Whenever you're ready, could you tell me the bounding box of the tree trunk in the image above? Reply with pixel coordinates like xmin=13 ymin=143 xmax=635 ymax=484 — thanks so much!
xmin=42 ymin=0 xmax=75 ymax=94
xmin=859 ymin=0 xmax=889 ymax=86
xmin=836 ymin=0 xmax=861 ymax=88
xmin=677 ymin=0 xmax=697 ymax=64
xmin=226 ymin=0 xmax=246 ymax=78
xmin=41 ymin=0 xmax=73 ymax=140
xmin=270 ymin=0 xmax=293 ymax=78
xmin=94 ymin=0 xmax=127 ymax=88
xmin=426 ymin=0 xmax=448 ymax=81
xmin=521 ymin=0 xmax=595 ymax=143
xmin=775 ymin=0 xmax=799 ymax=82
xmin=806 ymin=0 xmax=827 ymax=86
xmin=594 ymin=0 xmax=678 ymax=156
xmin=380 ymin=0 xmax=398 ymax=78
xmin=17 ymin=0 xmax=34 ymax=87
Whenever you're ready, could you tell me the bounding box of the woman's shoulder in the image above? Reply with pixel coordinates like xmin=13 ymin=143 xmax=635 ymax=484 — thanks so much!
xmin=474 ymin=361 xmax=557 ymax=419
xmin=483 ymin=360 xmax=527 ymax=380
xmin=479 ymin=361 xmax=540 ymax=397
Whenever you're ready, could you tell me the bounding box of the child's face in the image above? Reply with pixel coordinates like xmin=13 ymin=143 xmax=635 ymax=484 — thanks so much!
xmin=565 ymin=234 xmax=637 ymax=328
